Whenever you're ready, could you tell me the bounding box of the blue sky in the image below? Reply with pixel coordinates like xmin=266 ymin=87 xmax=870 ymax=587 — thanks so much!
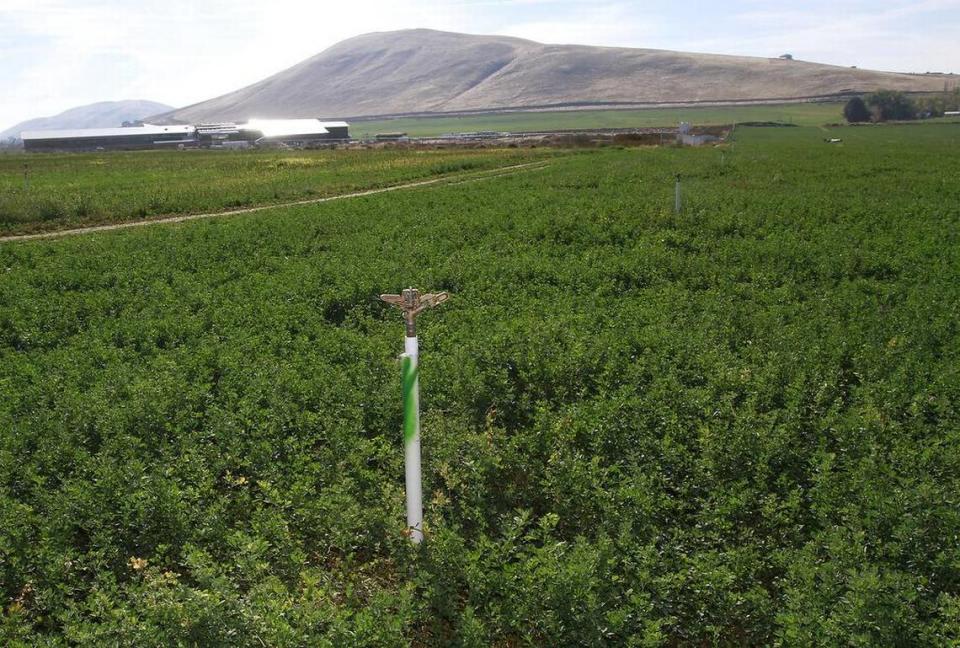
xmin=1 ymin=0 xmax=958 ymax=131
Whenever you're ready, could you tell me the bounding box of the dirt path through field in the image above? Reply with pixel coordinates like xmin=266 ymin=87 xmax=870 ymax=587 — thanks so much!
xmin=0 ymin=160 xmax=551 ymax=244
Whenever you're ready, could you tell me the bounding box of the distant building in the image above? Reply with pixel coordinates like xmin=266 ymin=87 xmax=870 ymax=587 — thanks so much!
xmin=242 ymin=119 xmax=349 ymax=144
xmin=677 ymin=122 xmax=719 ymax=146
xmin=318 ymin=121 xmax=350 ymax=140
xmin=23 ymin=119 xmax=350 ymax=152
xmin=22 ymin=124 xmax=195 ymax=151
xmin=195 ymin=123 xmax=250 ymax=146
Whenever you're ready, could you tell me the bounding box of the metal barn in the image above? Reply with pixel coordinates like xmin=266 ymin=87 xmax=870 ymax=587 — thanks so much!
xmin=22 ymin=124 xmax=196 ymax=151
xmin=21 ymin=119 xmax=350 ymax=151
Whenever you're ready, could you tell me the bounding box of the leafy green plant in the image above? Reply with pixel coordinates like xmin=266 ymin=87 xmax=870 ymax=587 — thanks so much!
xmin=0 ymin=148 xmax=551 ymax=235
xmin=1 ymin=124 xmax=959 ymax=644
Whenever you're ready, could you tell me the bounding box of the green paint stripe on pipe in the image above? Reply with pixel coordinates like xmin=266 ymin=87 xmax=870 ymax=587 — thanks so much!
xmin=402 ymin=355 xmax=419 ymax=445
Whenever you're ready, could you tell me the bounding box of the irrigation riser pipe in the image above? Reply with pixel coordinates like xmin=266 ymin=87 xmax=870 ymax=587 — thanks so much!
xmin=380 ymin=287 xmax=449 ymax=544
xmin=401 ymin=337 xmax=423 ymax=543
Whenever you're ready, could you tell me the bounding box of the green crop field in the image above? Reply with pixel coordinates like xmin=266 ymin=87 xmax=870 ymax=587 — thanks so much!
xmin=350 ymin=103 xmax=844 ymax=137
xmin=0 ymin=148 xmax=550 ymax=236
xmin=1 ymin=124 xmax=959 ymax=645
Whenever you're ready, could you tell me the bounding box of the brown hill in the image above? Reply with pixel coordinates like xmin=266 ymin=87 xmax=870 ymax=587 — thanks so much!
xmin=156 ymin=29 xmax=952 ymax=123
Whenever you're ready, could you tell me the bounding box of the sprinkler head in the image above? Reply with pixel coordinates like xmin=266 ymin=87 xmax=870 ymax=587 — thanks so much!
xmin=380 ymin=287 xmax=449 ymax=336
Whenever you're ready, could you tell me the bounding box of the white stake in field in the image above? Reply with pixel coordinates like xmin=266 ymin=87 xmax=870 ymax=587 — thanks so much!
xmin=380 ymin=288 xmax=449 ymax=543
xmin=675 ymin=173 xmax=682 ymax=214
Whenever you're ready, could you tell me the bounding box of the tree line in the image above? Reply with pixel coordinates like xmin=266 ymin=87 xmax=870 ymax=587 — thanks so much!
xmin=845 ymin=88 xmax=960 ymax=123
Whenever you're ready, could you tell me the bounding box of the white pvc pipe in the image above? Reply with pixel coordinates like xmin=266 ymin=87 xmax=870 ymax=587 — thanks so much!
xmin=401 ymin=335 xmax=424 ymax=543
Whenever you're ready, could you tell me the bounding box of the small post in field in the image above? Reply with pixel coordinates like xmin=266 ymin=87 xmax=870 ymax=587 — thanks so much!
xmin=674 ymin=173 xmax=682 ymax=214
xmin=380 ymin=287 xmax=449 ymax=544
xmin=23 ymin=163 xmax=29 ymax=191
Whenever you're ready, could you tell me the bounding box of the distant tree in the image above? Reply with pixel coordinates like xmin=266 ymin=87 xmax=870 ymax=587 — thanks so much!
xmin=914 ymin=96 xmax=942 ymax=118
xmin=866 ymin=90 xmax=917 ymax=121
xmin=913 ymin=88 xmax=960 ymax=118
xmin=946 ymin=88 xmax=960 ymax=112
xmin=843 ymin=97 xmax=872 ymax=123
xmin=779 ymin=53 xmax=794 ymax=60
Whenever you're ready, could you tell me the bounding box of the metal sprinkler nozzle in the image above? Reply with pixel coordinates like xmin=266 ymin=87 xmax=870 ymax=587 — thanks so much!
xmin=380 ymin=287 xmax=450 ymax=337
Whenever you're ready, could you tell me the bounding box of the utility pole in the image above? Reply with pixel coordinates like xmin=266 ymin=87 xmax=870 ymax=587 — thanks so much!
xmin=380 ymin=287 xmax=449 ymax=544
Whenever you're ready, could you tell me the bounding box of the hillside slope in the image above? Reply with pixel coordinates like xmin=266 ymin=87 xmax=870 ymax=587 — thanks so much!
xmin=157 ymin=29 xmax=952 ymax=122
xmin=1 ymin=100 xmax=174 ymax=141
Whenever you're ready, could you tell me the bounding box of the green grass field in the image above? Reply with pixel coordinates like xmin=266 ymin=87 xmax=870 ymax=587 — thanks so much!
xmin=351 ymin=103 xmax=844 ymax=137
xmin=0 ymin=103 xmax=838 ymax=237
xmin=1 ymin=124 xmax=959 ymax=645
xmin=0 ymin=148 xmax=550 ymax=236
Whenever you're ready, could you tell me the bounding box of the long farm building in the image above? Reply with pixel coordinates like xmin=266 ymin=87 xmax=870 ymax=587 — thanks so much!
xmin=22 ymin=119 xmax=350 ymax=152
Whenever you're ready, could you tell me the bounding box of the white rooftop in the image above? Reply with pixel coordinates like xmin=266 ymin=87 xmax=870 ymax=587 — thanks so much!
xmin=244 ymin=119 xmax=330 ymax=139
xmin=22 ymin=124 xmax=195 ymax=141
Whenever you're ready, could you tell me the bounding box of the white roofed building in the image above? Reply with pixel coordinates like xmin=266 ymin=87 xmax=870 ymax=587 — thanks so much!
xmin=22 ymin=124 xmax=196 ymax=151
xmin=21 ymin=119 xmax=349 ymax=152
xmin=241 ymin=119 xmax=349 ymax=142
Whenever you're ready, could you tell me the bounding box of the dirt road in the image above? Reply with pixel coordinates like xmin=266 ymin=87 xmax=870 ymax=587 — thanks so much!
xmin=0 ymin=161 xmax=550 ymax=244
